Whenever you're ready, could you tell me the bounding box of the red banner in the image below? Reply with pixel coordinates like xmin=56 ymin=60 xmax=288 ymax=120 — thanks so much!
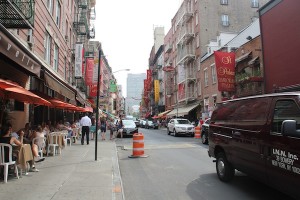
xmin=147 ymin=70 xmax=152 ymax=80
xmin=85 ymin=58 xmax=94 ymax=85
xmin=89 ymin=85 xmax=98 ymax=97
xmin=214 ymin=51 xmax=236 ymax=92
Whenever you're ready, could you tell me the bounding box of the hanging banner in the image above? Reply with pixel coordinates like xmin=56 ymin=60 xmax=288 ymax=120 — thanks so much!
xmin=214 ymin=51 xmax=236 ymax=92
xmin=85 ymin=58 xmax=94 ymax=85
xmin=93 ymin=57 xmax=99 ymax=84
xmin=109 ymin=80 xmax=117 ymax=92
xmin=154 ymin=80 xmax=160 ymax=103
xmin=89 ymin=85 xmax=97 ymax=97
xmin=147 ymin=69 xmax=152 ymax=80
xmin=75 ymin=43 xmax=83 ymax=78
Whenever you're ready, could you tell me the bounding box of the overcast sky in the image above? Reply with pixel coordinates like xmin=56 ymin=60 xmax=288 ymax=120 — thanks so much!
xmin=94 ymin=0 xmax=182 ymax=97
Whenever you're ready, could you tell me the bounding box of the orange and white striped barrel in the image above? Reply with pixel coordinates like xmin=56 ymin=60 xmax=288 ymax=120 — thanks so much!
xmin=128 ymin=133 xmax=149 ymax=158
xmin=194 ymin=126 xmax=201 ymax=139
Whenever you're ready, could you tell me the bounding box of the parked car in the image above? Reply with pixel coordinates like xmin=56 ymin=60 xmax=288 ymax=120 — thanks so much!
xmin=200 ymin=118 xmax=210 ymax=144
xmin=167 ymin=118 xmax=194 ymax=137
xmin=119 ymin=119 xmax=138 ymax=137
xmin=145 ymin=120 xmax=159 ymax=129
xmin=208 ymin=92 xmax=300 ymax=199
xmin=140 ymin=119 xmax=146 ymax=128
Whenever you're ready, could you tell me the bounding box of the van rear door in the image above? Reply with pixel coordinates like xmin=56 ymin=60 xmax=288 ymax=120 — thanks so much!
xmin=265 ymin=98 xmax=300 ymax=199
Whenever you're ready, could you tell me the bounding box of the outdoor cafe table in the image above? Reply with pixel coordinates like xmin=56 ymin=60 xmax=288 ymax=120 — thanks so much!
xmin=46 ymin=132 xmax=65 ymax=149
xmin=13 ymin=144 xmax=33 ymax=170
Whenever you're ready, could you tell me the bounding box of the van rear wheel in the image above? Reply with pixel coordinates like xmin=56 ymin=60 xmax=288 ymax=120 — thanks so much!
xmin=216 ymin=152 xmax=235 ymax=182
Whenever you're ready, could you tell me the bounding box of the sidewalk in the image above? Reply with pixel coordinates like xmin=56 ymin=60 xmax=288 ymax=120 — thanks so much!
xmin=0 ymin=137 xmax=124 ymax=200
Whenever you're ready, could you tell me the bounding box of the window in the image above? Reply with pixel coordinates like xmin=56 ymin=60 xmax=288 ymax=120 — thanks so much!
xmin=56 ymin=0 xmax=61 ymax=27
xmin=44 ymin=31 xmax=52 ymax=64
xmin=196 ymin=34 xmax=199 ymax=48
xmin=204 ymin=69 xmax=208 ymax=86
xmin=197 ymin=81 xmax=201 ymax=96
xmin=53 ymin=44 xmax=59 ymax=71
xmin=271 ymin=100 xmax=300 ymax=133
xmin=221 ymin=15 xmax=229 ymax=26
xmin=220 ymin=0 xmax=228 ymax=5
xmin=47 ymin=0 xmax=53 ymax=14
xmin=251 ymin=0 xmax=259 ymax=8
xmin=195 ymin=12 xmax=198 ymax=25
xmin=211 ymin=64 xmax=217 ymax=84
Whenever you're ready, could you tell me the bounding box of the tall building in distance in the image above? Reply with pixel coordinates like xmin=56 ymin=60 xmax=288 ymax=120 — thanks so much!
xmin=126 ymin=73 xmax=146 ymax=115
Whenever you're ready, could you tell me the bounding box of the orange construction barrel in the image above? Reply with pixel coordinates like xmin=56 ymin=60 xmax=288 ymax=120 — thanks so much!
xmin=128 ymin=133 xmax=149 ymax=158
xmin=194 ymin=126 xmax=201 ymax=139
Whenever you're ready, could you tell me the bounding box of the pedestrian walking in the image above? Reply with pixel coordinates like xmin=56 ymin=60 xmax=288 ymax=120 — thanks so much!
xmin=116 ymin=119 xmax=124 ymax=138
xmin=108 ymin=118 xmax=115 ymax=140
xmin=100 ymin=118 xmax=107 ymax=140
xmin=80 ymin=113 xmax=92 ymax=145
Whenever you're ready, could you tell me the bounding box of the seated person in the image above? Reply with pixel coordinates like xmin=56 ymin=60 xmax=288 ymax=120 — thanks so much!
xmin=1 ymin=123 xmax=44 ymax=172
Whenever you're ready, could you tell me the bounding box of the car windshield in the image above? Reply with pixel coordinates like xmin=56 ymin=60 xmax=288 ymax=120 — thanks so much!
xmin=176 ymin=119 xmax=190 ymax=124
xmin=122 ymin=120 xmax=136 ymax=126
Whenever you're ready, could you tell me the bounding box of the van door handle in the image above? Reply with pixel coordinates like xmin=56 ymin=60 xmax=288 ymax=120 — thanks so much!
xmin=233 ymin=131 xmax=241 ymax=136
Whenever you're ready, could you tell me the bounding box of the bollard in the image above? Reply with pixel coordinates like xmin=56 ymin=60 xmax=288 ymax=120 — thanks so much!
xmin=128 ymin=133 xmax=149 ymax=158
xmin=194 ymin=126 xmax=201 ymax=139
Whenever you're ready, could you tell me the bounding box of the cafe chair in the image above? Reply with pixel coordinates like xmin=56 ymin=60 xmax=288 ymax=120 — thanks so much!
xmin=47 ymin=132 xmax=61 ymax=156
xmin=32 ymin=137 xmax=46 ymax=158
xmin=72 ymin=128 xmax=79 ymax=143
xmin=0 ymin=143 xmax=19 ymax=183
xmin=62 ymin=132 xmax=71 ymax=147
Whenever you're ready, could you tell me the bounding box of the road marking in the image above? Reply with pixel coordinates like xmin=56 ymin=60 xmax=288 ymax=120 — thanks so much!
xmin=124 ymin=143 xmax=199 ymax=150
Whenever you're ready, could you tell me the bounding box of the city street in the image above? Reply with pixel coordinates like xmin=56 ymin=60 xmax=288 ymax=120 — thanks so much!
xmin=116 ymin=128 xmax=295 ymax=200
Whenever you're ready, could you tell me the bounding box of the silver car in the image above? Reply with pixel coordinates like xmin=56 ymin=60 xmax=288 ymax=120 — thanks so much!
xmin=167 ymin=118 xmax=195 ymax=137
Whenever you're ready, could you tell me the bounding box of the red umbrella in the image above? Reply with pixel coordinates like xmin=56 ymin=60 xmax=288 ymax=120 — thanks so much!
xmin=0 ymin=86 xmax=51 ymax=106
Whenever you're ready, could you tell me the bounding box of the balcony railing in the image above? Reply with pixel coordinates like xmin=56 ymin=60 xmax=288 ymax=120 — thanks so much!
xmin=0 ymin=0 xmax=35 ymax=29
xmin=177 ymin=23 xmax=194 ymax=45
xmin=177 ymin=44 xmax=196 ymax=64
xmin=176 ymin=0 xmax=193 ymax=26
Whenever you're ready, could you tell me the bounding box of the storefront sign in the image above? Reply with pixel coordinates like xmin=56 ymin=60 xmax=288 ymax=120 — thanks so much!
xmin=0 ymin=31 xmax=40 ymax=77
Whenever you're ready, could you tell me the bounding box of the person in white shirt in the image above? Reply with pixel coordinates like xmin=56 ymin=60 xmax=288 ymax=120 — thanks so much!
xmin=80 ymin=113 xmax=92 ymax=145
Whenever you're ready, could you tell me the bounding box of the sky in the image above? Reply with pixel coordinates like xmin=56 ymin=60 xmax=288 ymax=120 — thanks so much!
xmin=94 ymin=0 xmax=183 ymax=97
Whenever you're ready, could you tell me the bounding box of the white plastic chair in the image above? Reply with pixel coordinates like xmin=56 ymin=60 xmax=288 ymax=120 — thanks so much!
xmin=71 ymin=128 xmax=79 ymax=143
xmin=62 ymin=131 xmax=71 ymax=147
xmin=47 ymin=132 xmax=61 ymax=156
xmin=0 ymin=143 xmax=19 ymax=183
xmin=32 ymin=137 xmax=46 ymax=158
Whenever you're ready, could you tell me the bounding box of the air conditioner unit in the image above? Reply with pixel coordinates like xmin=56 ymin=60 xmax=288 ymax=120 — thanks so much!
xmin=27 ymin=35 xmax=35 ymax=46
xmin=65 ymin=35 xmax=69 ymax=42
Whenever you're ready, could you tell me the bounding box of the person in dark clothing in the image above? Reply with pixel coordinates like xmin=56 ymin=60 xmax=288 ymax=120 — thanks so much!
xmin=100 ymin=118 xmax=107 ymax=140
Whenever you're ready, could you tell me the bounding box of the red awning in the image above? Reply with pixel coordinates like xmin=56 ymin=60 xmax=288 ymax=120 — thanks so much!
xmin=0 ymin=79 xmax=51 ymax=106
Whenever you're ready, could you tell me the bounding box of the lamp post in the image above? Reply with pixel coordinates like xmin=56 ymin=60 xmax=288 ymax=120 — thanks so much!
xmin=95 ymin=45 xmax=102 ymax=161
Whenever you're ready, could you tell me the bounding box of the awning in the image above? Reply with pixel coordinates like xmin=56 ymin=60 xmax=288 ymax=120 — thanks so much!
xmin=248 ymin=56 xmax=259 ymax=65
xmin=0 ymin=80 xmax=51 ymax=106
xmin=166 ymin=104 xmax=199 ymax=117
xmin=44 ymin=72 xmax=75 ymax=101
xmin=158 ymin=110 xmax=171 ymax=117
xmin=0 ymin=24 xmax=41 ymax=77
xmin=235 ymin=52 xmax=252 ymax=63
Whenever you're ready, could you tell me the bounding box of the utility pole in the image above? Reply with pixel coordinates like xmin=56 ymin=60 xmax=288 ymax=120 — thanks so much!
xmin=95 ymin=45 xmax=101 ymax=161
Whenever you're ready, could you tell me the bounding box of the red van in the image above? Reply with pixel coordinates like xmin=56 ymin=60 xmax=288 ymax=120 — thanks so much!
xmin=208 ymin=92 xmax=300 ymax=199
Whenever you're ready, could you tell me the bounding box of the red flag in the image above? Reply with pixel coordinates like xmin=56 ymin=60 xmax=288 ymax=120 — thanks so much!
xmin=214 ymin=51 xmax=236 ymax=92
xmin=85 ymin=58 xmax=94 ymax=85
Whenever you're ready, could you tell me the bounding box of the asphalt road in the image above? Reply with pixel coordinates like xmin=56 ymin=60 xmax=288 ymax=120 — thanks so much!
xmin=116 ymin=128 xmax=295 ymax=200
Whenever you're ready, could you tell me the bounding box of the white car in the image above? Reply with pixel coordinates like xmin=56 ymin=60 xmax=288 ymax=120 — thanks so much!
xmin=167 ymin=118 xmax=195 ymax=137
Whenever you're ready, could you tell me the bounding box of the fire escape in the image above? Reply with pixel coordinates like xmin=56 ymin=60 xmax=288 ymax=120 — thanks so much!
xmin=73 ymin=0 xmax=89 ymax=43
xmin=176 ymin=0 xmax=196 ymax=103
xmin=0 ymin=0 xmax=35 ymax=29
